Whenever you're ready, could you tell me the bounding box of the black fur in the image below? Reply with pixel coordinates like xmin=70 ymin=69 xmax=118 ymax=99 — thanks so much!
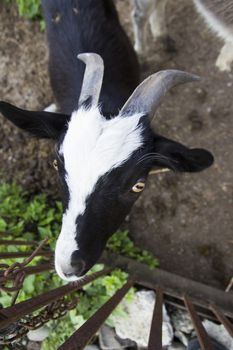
xmin=0 ymin=101 xmax=69 ymax=139
xmin=41 ymin=0 xmax=140 ymax=116
xmin=58 ymin=122 xmax=214 ymax=274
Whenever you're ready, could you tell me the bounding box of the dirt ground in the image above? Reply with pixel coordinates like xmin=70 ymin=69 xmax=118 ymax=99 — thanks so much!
xmin=0 ymin=0 xmax=232 ymax=289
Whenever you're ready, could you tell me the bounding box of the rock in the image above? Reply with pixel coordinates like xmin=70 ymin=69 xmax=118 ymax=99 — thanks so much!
xmin=168 ymin=341 xmax=186 ymax=350
xmin=27 ymin=341 xmax=41 ymax=350
xmin=111 ymin=290 xmax=173 ymax=348
xmin=169 ymin=308 xmax=194 ymax=346
xmin=84 ymin=346 xmax=100 ymax=350
xmin=99 ymin=324 xmax=136 ymax=349
xmin=170 ymin=308 xmax=193 ymax=334
xmin=27 ymin=326 xmax=49 ymax=342
xmin=174 ymin=330 xmax=189 ymax=347
xmin=203 ymin=320 xmax=233 ymax=350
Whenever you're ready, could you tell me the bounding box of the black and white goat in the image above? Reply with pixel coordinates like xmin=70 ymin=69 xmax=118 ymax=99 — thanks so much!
xmin=132 ymin=0 xmax=233 ymax=71
xmin=0 ymin=0 xmax=213 ymax=281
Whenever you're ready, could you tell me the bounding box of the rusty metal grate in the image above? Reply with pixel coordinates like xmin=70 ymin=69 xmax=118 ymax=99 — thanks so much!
xmin=0 ymin=236 xmax=232 ymax=349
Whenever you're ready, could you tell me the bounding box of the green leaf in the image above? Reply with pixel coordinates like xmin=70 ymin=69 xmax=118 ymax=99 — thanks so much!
xmin=23 ymin=274 xmax=35 ymax=294
xmin=0 ymin=218 xmax=7 ymax=231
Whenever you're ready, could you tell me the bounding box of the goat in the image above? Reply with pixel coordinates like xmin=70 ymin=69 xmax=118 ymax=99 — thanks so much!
xmin=0 ymin=0 xmax=214 ymax=282
xmin=132 ymin=0 xmax=168 ymax=55
xmin=132 ymin=0 xmax=233 ymax=71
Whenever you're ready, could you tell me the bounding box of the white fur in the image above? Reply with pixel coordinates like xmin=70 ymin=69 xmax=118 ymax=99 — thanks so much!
xmin=193 ymin=0 xmax=233 ymax=43
xmin=55 ymin=107 xmax=144 ymax=281
xmin=193 ymin=0 xmax=233 ymax=71
xmin=132 ymin=0 xmax=168 ymax=55
xmin=216 ymin=42 xmax=233 ymax=71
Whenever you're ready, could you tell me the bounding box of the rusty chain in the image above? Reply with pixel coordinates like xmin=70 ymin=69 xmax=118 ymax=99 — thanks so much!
xmin=0 ymin=297 xmax=79 ymax=345
xmin=0 ymin=238 xmax=50 ymax=305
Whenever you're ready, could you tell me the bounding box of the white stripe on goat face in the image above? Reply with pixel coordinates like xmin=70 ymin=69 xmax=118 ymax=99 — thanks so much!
xmin=55 ymin=106 xmax=143 ymax=281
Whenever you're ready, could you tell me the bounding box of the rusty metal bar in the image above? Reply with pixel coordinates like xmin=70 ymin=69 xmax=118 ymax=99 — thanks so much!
xmin=0 ymin=232 xmax=12 ymax=236
xmin=0 ymin=240 xmax=38 ymax=246
xmin=20 ymin=263 xmax=53 ymax=275
xmin=101 ymin=253 xmax=233 ymax=319
xmin=59 ymin=279 xmax=134 ymax=350
xmin=0 ymin=239 xmax=52 ymax=295
xmin=164 ymin=295 xmax=217 ymax=322
xmin=210 ymin=304 xmax=233 ymax=338
xmin=0 ymin=263 xmax=53 ymax=282
xmin=0 ymin=251 xmax=52 ymax=259
xmin=184 ymin=295 xmax=214 ymax=350
xmin=148 ymin=288 xmax=163 ymax=350
xmin=0 ymin=268 xmax=111 ymax=330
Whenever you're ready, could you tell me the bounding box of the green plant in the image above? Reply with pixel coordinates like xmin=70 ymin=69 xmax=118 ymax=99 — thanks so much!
xmin=107 ymin=230 xmax=159 ymax=269
xmin=0 ymin=183 xmax=62 ymax=248
xmin=42 ymin=266 xmax=134 ymax=350
xmin=0 ymin=183 xmax=158 ymax=349
xmin=4 ymin=0 xmax=45 ymax=30
xmin=16 ymin=0 xmax=42 ymax=19
xmin=5 ymin=0 xmax=42 ymax=19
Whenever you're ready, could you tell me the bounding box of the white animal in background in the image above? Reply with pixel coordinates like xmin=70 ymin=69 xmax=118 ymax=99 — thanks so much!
xmin=193 ymin=0 xmax=233 ymax=71
xmin=132 ymin=0 xmax=168 ymax=55
xmin=131 ymin=0 xmax=233 ymax=72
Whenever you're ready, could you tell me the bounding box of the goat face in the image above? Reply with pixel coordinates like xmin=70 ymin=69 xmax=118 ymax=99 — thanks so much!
xmin=0 ymin=54 xmax=214 ymax=281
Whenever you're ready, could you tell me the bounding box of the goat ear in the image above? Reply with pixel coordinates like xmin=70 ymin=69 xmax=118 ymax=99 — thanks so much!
xmin=0 ymin=101 xmax=70 ymax=139
xmin=152 ymin=135 xmax=214 ymax=172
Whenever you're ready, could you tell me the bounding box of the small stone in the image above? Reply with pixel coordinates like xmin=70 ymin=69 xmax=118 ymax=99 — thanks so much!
xmin=174 ymin=330 xmax=189 ymax=347
xmin=99 ymin=324 xmax=135 ymax=349
xmin=203 ymin=320 xmax=233 ymax=350
xmin=111 ymin=291 xmax=173 ymax=347
xmin=27 ymin=341 xmax=41 ymax=350
xmin=170 ymin=308 xmax=194 ymax=346
xmin=27 ymin=326 xmax=49 ymax=342
xmin=170 ymin=309 xmax=193 ymax=334
xmin=168 ymin=341 xmax=186 ymax=350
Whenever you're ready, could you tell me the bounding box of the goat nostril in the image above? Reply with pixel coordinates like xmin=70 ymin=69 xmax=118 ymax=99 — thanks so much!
xmin=64 ymin=272 xmax=74 ymax=278
xmin=71 ymin=253 xmax=86 ymax=276
xmin=73 ymin=260 xmax=85 ymax=276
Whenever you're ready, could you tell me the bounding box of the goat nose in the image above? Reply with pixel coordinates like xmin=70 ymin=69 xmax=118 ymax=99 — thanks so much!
xmin=64 ymin=272 xmax=75 ymax=278
xmin=71 ymin=251 xmax=86 ymax=277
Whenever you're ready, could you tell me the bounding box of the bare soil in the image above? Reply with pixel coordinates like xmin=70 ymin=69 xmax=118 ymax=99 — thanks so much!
xmin=0 ymin=0 xmax=232 ymax=288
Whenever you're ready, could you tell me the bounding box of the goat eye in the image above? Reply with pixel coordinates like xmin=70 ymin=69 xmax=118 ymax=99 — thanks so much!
xmin=131 ymin=181 xmax=145 ymax=193
xmin=53 ymin=159 xmax=58 ymax=171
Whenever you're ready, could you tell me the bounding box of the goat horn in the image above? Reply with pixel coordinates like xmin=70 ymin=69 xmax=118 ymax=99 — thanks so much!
xmin=120 ymin=70 xmax=200 ymax=119
xmin=78 ymin=53 xmax=104 ymax=107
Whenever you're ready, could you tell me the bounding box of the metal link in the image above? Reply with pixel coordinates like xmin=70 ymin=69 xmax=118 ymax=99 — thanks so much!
xmin=0 ymin=268 xmax=111 ymax=330
xmin=59 ymin=278 xmax=134 ymax=350
xmin=0 ymin=238 xmax=50 ymax=297
xmin=0 ymin=297 xmax=79 ymax=345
